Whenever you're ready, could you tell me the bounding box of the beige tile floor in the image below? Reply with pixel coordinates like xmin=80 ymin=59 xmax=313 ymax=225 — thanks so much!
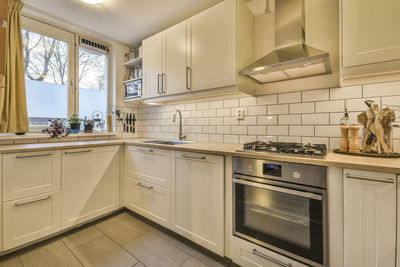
xmin=0 ymin=211 xmax=232 ymax=267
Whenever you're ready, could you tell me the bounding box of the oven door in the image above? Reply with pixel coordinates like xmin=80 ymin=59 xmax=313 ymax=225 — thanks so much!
xmin=233 ymin=177 xmax=326 ymax=267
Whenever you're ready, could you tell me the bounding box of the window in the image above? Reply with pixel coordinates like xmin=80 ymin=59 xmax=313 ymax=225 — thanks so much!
xmin=22 ymin=17 xmax=109 ymax=129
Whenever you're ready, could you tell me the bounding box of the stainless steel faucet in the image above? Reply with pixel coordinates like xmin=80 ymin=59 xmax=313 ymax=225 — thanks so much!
xmin=173 ymin=109 xmax=186 ymax=141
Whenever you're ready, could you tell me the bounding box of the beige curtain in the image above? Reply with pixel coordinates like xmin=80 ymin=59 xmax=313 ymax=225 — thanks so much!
xmin=0 ymin=0 xmax=29 ymax=133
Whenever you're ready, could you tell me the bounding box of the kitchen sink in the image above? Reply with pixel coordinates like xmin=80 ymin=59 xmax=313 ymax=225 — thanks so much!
xmin=142 ymin=140 xmax=194 ymax=145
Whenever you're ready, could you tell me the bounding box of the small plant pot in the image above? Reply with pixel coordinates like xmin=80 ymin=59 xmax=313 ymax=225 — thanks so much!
xmin=84 ymin=124 xmax=93 ymax=133
xmin=70 ymin=123 xmax=81 ymax=134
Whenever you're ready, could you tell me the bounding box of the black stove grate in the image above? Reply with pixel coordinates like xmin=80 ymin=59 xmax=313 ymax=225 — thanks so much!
xmin=241 ymin=141 xmax=327 ymax=158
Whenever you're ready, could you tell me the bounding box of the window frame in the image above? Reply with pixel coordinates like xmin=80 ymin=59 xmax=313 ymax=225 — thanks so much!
xmin=21 ymin=16 xmax=111 ymax=132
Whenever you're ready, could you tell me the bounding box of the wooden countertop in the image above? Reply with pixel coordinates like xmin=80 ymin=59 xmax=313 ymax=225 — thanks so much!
xmin=0 ymin=138 xmax=399 ymax=174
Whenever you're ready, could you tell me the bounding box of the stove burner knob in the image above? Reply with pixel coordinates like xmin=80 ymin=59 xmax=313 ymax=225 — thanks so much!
xmin=292 ymin=171 xmax=301 ymax=179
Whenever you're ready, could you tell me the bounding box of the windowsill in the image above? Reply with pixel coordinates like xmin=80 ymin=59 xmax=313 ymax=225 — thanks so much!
xmin=0 ymin=132 xmax=119 ymax=140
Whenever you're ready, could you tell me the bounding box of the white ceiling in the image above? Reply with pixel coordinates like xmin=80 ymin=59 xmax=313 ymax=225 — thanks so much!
xmin=23 ymin=0 xmax=224 ymax=45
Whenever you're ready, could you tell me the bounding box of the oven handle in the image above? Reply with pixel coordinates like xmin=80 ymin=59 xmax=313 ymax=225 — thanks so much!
xmin=233 ymin=178 xmax=322 ymax=201
xmin=252 ymin=249 xmax=292 ymax=267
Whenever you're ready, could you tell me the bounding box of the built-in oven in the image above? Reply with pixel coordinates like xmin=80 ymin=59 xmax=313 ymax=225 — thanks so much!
xmin=233 ymin=157 xmax=328 ymax=267
xmin=124 ymin=78 xmax=142 ymax=99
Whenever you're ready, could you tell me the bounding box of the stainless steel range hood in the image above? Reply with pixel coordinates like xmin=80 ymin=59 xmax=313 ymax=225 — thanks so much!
xmin=239 ymin=0 xmax=331 ymax=84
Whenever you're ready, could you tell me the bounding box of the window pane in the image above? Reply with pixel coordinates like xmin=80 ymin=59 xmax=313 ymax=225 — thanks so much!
xmin=22 ymin=29 xmax=69 ymax=126
xmin=78 ymin=47 xmax=108 ymax=120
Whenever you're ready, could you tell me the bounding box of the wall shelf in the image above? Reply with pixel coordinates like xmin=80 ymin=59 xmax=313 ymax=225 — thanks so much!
xmin=123 ymin=57 xmax=142 ymax=69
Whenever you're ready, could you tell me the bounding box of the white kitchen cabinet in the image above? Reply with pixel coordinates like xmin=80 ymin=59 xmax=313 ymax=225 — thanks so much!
xmin=3 ymin=191 xmax=61 ymax=250
xmin=124 ymin=177 xmax=170 ymax=228
xmin=2 ymin=150 xmax=61 ymax=201
xmin=232 ymin=236 xmax=308 ymax=267
xmin=186 ymin=0 xmax=236 ymax=91
xmin=143 ymin=32 xmax=163 ymax=98
xmin=173 ymin=152 xmax=224 ymax=255
xmin=342 ymin=0 xmax=400 ymax=78
xmin=61 ymin=146 xmax=120 ymax=229
xmin=343 ymin=169 xmax=396 ymax=267
xmin=125 ymin=145 xmax=171 ymax=187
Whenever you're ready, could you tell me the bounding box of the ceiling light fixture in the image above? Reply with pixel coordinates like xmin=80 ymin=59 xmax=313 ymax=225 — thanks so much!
xmin=81 ymin=0 xmax=103 ymax=5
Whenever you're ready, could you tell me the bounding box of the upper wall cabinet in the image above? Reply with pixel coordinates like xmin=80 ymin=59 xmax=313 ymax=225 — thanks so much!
xmin=186 ymin=0 xmax=236 ymax=92
xmin=341 ymin=0 xmax=400 ymax=83
xmin=142 ymin=0 xmax=254 ymax=103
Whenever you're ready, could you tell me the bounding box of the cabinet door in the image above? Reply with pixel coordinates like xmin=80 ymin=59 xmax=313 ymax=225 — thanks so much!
xmin=3 ymin=150 xmax=61 ymax=201
xmin=163 ymin=21 xmax=188 ymax=96
xmin=174 ymin=152 xmax=224 ymax=255
xmin=343 ymin=169 xmax=396 ymax=267
xmin=342 ymin=0 xmax=400 ymax=67
xmin=3 ymin=191 xmax=61 ymax=250
xmin=124 ymin=178 xmax=170 ymax=228
xmin=61 ymin=146 xmax=120 ymax=229
xmin=125 ymin=145 xmax=171 ymax=187
xmin=187 ymin=0 xmax=236 ymax=91
xmin=143 ymin=32 xmax=163 ymax=98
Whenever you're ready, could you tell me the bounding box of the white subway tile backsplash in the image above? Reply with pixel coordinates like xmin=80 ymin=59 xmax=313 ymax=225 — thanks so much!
xmin=315 ymin=126 xmax=341 ymax=137
xmin=268 ymin=104 xmax=289 ymax=115
xmin=232 ymin=126 xmax=248 ymax=135
xmin=138 ymin=80 xmax=400 ymax=148
xmin=248 ymin=105 xmax=267 ymax=116
xmin=289 ymin=126 xmax=314 ymax=136
xmin=302 ymin=89 xmax=329 ymax=102
xmin=268 ymin=126 xmax=288 ymax=136
xmin=248 ymin=126 xmax=267 ymax=135
xmin=302 ymin=114 xmax=329 ymax=125
xmin=279 ymin=115 xmax=302 ymax=125
xmin=330 ymin=86 xmax=362 ymax=100
xmin=278 ymin=92 xmax=301 ymax=104
xmin=345 ymin=97 xmax=380 ymax=112
xmin=363 ymin=81 xmax=400 ymax=97
xmin=290 ymin=102 xmax=314 ymax=114
xmin=240 ymin=97 xmax=257 ymax=107
xmin=258 ymin=94 xmax=277 ymax=105
xmin=258 ymin=115 xmax=277 ymax=125
xmin=315 ymin=100 xmax=344 ymax=113
xmin=224 ymin=98 xmax=239 ymax=108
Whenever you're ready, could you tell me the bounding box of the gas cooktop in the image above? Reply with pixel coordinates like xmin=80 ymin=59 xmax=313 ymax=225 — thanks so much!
xmin=237 ymin=141 xmax=327 ymax=158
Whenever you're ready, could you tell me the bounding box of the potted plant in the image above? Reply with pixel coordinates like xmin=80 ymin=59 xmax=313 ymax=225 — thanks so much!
xmin=83 ymin=118 xmax=94 ymax=133
xmin=42 ymin=119 xmax=70 ymax=139
xmin=69 ymin=114 xmax=81 ymax=134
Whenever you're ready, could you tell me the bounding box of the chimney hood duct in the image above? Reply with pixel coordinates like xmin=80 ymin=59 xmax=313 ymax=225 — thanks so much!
xmin=239 ymin=0 xmax=331 ymax=84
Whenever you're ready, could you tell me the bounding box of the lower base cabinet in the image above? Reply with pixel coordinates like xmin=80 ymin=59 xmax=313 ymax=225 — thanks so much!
xmin=232 ymin=236 xmax=308 ymax=267
xmin=173 ymin=152 xmax=224 ymax=256
xmin=124 ymin=177 xmax=171 ymax=228
xmin=61 ymin=146 xmax=120 ymax=229
xmin=3 ymin=191 xmax=61 ymax=250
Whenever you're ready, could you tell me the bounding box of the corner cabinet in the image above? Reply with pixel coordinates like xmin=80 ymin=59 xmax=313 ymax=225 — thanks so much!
xmin=173 ymin=152 xmax=224 ymax=256
xmin=343 ymin=169 xmax=396 ymax=267
xmin=341 ymin=0 xmax=400 ymax=81
xmin=61 ymin=146 xmax=120 ymax=229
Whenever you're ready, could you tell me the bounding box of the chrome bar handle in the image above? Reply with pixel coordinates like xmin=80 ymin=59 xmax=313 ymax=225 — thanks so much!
xmin=16 ymin=153 xmax=52 ymax=159
xmin=137 ymin=182 xmax=153 ymax=190
xmin=157 ymin=74 xmax=161 ymax=94
xmin=182 ymin=154 xmax=206 ymax=160
xmin=162 ymin=73 xmax=166 ymax=93
xmin=135 ymin=148 xmax=153 ymax=153
xmin=251 ymin=249 xmax=292 ymax=267
xmin=186 ymin=67 xmax=191 ymax=90
xmin=345 ymin=173 xmax=395 ymax=184
xmin=64 ymin=149 xmax=93 ymax=154
xmin=15 ymin=195 xmax=51 ymax=207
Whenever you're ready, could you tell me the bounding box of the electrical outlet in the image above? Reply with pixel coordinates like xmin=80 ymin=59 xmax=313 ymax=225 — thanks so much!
xmin=236 ymin=108 xmax=244 ymax=120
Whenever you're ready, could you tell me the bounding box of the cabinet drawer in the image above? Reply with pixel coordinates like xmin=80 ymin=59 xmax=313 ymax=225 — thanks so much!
xmin=124 ymin=177 xmax=170 ymax=228
xmin=125 ymin=145 xmax=171 ymax=187
xmin=3 ymin=191 xmax=61 ymax=250
xmin=3 ymin=150 xmax=61 ymax=201
xmin=232 ymin=237 xmax=308 ymax=267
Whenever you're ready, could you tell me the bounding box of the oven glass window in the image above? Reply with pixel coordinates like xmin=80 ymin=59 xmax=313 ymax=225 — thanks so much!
xmin=234 ymin=181 xmax=323 ymax=264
